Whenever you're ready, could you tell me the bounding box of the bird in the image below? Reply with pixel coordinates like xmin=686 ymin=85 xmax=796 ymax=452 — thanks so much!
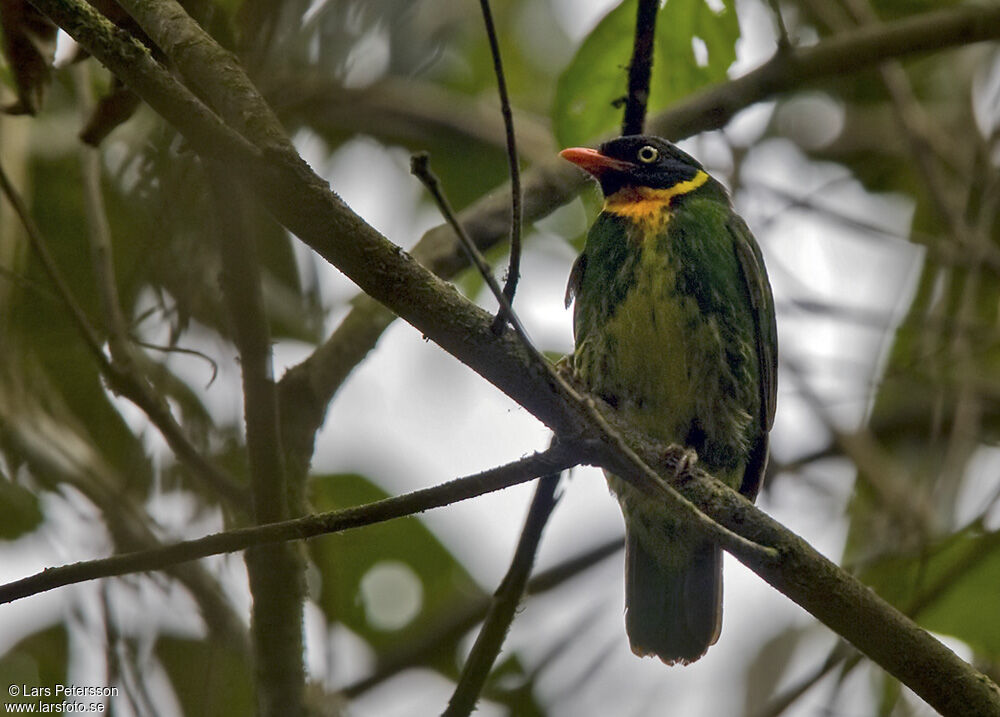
xmin=560 ymin=135 xmax=777 ymax=665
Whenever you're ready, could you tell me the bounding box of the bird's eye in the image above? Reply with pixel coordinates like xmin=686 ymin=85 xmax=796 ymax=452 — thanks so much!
xmin=637 ymin=145 xmax=659 ymax=163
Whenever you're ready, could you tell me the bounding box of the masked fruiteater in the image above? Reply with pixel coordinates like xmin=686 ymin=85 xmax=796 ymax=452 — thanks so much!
xmin=560 ymin=135 xmax=777 ymax=665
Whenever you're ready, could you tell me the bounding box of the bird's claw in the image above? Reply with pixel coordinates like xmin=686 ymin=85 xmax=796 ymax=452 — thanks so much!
xmin=665 ymin=445 xmax=698 ymax=479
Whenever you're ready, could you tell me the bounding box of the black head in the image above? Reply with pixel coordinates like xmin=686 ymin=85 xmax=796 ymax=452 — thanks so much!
xmin=560 ymin=135 xmax=706 ymax=196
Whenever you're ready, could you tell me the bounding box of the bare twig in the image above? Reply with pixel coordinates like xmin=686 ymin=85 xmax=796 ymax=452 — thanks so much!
xmin=444 ymin=471 xmax=562 ymax=717
xmin=647 ymin=4 xmax=1000 ymax=140
xmin=476 ymin=0 xmax=523 ymax=334
xmin=0 ymin=445 xmax=580 ymax=605
xmin=411 ymin=152 xmax=538 ymax=361
xmin=622 ymin=0 xmax=659 ymax=135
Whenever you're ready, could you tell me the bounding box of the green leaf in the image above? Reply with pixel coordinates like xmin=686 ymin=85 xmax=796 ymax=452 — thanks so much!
xmin=861 ymin=527 xmax=1000 ymax=658
xmin=156 ymin=636 xmax=254 ymax=717
xmin=0 ymin=625 xmax=68 ymax=707
xmin=482 ymin=653 xmax=545 ymax=717
xmin=308 ymin=473 xmax=485 ymax=663
xmin=552 ymin=0 xmax=739 ymax=147
xmin=0 ymin=478 xmax=43 ymax=540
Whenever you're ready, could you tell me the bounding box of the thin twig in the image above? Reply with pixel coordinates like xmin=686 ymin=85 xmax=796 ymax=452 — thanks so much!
xmin=444 ymin=471 xmax=562 ymax=717
xmin=0 ymin=444 xmax=581 ymax=605
xmin=476 ymin=0 xmax=523 ymax=334
xmin=622 ymin=0 xmax=659 ymax=135
xmin=131 ymin=339 xmax=220 ymax=386
xmin=411 ymin=153 xmax=539 ymax=362
xmin=0 ymin=160 xmax=109 ymax=361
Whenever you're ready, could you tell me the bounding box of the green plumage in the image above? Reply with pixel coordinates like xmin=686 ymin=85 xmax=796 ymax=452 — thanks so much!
xmin=562 ymin=136 xmax=777 ymax=665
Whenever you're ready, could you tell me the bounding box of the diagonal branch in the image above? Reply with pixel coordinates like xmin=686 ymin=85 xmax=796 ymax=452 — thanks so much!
xmin=444 ymin=472 xmax=562 ymax=717
xmin=647 ymin=3 xmax=1000 ymax=140
xmin=0 ymin=445 xmax=581 ymax=605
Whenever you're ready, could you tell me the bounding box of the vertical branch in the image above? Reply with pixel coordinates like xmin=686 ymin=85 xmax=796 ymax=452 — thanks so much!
xmin=443 ymin=471 xmax=562 ymax=717
xmin=207 ymin=164 xmax=306 ymax=717
xmin=621 ymin=0 xmax=660 ymax=136
xmin=477 ymin=0 xmax=523 ymax=332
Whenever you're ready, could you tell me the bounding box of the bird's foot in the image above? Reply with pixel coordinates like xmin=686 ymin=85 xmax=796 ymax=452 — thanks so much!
xmin=664 ymin=445 xmax=698 ymax=480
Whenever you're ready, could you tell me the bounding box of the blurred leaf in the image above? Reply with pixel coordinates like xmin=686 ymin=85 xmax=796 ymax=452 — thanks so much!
xmin=308 ymin=473 xmax=485 ymax=665
xmin=0 ymin=477 xmax=42 ymax=539
xmin=877 ymin=673 xmax=903 ymax=717
xmin=0 ymin=625 xmax=68 ymax=707
xmin=3 ymin=155 xmax=152 ymax=489
xmin=553 ymin=0 xmax=738 ymax=147
xmin=157 ymin=636 xmax=254 ymax=717
xmin=742 ymin=625 xmax=807 ymax=714
xmin=552 ymin=0 xmax=634 ymax=148
xmin=0 ymin=0 xmax=56 ymax=114
xmin=862 ymin=527 xmax=1000 ymax=658
xmin=482 ymin=653 xmax=545 ymax=717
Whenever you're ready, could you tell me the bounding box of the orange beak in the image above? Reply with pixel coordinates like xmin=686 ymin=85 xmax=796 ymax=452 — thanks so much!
xmin=559 ymin=147 xmax=633 ymax=178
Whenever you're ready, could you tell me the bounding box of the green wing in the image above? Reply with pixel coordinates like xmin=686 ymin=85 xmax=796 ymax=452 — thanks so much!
xmin=728 ymin=215 xmax=777 ymax=499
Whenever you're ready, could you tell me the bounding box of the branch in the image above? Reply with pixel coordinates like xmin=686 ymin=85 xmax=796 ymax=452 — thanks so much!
xmin=411 ymin=153 xmax=533 ymax=350
xmin=646 ymin=3 xmax=1000 ymax=140
xmin=268 ymin=75 xmax=554 ymax=163
xmin=0 ymin=445 xmax=579 ymax=605
xmin=113 ymin=0 xmax=293 ymax=152
xmin=208 ymin=165 xmax=305 ymax=717
xmin=475 ymin=0 xmax=523 ymax=331
xmin=621 ymin=0 xmax=658 ymax=135
xmin=444 ymin=472 xmax=561 ymax=717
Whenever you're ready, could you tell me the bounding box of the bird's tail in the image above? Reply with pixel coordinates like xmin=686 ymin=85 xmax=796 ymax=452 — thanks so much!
xmin=623 ymin=530 xmax=723 ymax=665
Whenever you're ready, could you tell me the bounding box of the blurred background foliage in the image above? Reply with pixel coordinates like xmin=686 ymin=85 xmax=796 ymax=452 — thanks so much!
xmin=0 ymin=0 xmax=998 ymax=715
